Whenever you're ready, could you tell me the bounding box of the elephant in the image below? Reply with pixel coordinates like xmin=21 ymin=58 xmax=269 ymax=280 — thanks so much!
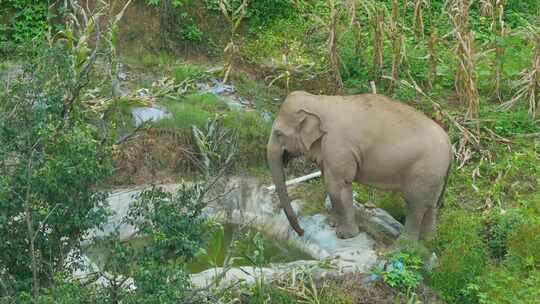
xmin=267 ymin=91 xmax=453 ymax=241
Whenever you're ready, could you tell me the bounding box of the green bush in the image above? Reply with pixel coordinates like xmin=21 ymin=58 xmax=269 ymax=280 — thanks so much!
xmin=377 ymin=242 xmax=426 ymax=293
xmin=16 ymin=274 xmax=103 ymax=304
xmin=430 ymin=210 xmax=488 ymax=303
xmin=102 ymin=98 xmax=143 ymax=140
xmin=126 ymin=184 xmax=212 ymax=262
xmin=506 ymin=223 xmax=540 ymax=273
xmin=0 ymin=45 xmax=113 ymax=295
xmin=241 ymin=18 xmax=310 ymax=65
xmin=247 ymin=0 xmax=299 ymax=26
xmin=2 ymin=1 xmax=49 ymax=44
xmin=481 ymin=106 xmax=539 ymax=137
xmin=471 ymin=267 xmax=540 ymax=304
xmin=483 ymin=209 xmax=527 ymax=259
xmin=204 ymin=0 xmax=299 ymax=26
xmin=181 ymin=24 xmax=203 ymax=42
xmin=125 ymin=261 xmax=191 ymax=304
xmin=266 ymin=287 xmax=298 ymax=304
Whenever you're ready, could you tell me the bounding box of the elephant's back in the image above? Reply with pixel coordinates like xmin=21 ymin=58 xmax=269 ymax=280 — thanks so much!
xmin=337 ymin=93 xmax=451 ymax=159
xmin=350 ymin=94 xmax=447 ymax=135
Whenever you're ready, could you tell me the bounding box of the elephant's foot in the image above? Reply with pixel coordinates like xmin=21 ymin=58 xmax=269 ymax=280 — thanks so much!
xmin=327 ymin=213 xmax=338 ymax=228
xmin=336 ymin=222 xmax=360 ymax=239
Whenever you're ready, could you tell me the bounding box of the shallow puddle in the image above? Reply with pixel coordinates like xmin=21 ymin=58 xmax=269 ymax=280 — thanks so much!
xmin=85 ymin=223 xmax=312 ymax=274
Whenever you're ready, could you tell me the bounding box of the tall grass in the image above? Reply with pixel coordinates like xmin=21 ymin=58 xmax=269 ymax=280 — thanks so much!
xmin=446 ymin=0 xmax=480 ymax=123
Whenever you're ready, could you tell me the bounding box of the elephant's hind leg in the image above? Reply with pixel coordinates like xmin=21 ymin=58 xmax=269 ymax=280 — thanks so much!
xmin=419 ymin=206 xmax=437 ymax=241
xmin=402 ymin=178 xmax=442 ymax=241
xmin=402 ymin=201 xmax=427 ymax=241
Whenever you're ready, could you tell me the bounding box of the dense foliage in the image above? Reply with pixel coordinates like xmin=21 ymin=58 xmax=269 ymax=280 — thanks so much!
xmin=0 ymin=45 xmax=113 ymax=297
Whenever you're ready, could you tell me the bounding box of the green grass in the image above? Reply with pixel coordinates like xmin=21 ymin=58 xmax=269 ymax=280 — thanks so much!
xmin=173 ymin=64 xmax=210 ymax=83
xmin=157 ymin=93 xmax=228 ymax=130
xmin=140 ymin=51 xmax=178 ymax=68
xmin=353 ymin=184 xmax=407 ymax=223
xmin=157 ymin=94 xmax=227 ymax=131
xmin=295 ymin=180 xmax=327 ymax=216
xmin=223 ymin=109 xmax=272 ymax=167
xmin=155 ymin=92 xmax=272 ymax=168
xmin=234 ymin=75 xmax=284 ymax=114
xmin=103 ymin=97 xmax=146 ymax=137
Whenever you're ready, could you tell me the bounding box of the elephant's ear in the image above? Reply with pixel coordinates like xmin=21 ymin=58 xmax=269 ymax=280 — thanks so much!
xmin=298 ymin=109 xmax=325 ymax=151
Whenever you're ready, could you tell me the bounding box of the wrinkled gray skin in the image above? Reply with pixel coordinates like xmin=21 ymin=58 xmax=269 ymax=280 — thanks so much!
xmin=267 ymin=91 xmax=452 ymax=241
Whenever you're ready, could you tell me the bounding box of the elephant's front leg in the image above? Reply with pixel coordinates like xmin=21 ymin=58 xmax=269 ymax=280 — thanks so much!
xmin=324 ymin=171 xmax=360 ymax=239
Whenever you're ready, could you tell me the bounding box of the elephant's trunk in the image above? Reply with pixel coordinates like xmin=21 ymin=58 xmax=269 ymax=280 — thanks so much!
xmin=267 ymin=133 xmax=305 ymax=236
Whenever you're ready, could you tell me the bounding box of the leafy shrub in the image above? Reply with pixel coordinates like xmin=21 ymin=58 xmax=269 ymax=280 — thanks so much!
xmin=506 ymin=223 xmax=540 ymax=273
xmin=470 ymin=267 xmax=540 ymax=304
xmin=377 ymin=243 xmax=426 ymax=293
xmin=204 ymin=0 xmax=298 ymax=26
xmin=430 ymin=210 xmax=488 ymax=303
xmin=2 ymin=1 xmax=49 ymax=44
xmin=246 ymin=0 xmax=299 ymax=26
xmin=483 ymin=107 xmax=539 ymax=137
xmin=192 ymin=114 xmax=237 ymax=176
xmin=182 ymin=23 xmax=204 ymax=42
xmin=126 ymin=184 xmax=212 ymax=262
xmin=125 ymin=261 xmax=191 ymax=304
xmin=0 ymin=45 xmax=112 ymax=295
xmin=16 ymin=273 xmax=103 ymax=304
xmin=266 ymin=287 xmax=298 ymax=304
xmin=483 ymin=209 xmax=527 ymax=259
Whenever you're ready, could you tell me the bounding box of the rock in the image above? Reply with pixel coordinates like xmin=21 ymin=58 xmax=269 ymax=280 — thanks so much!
xmin=206 ymin=66 xmax=223 ymax=74
xmin=136 ymin=88 xmax=150 ymax=98
xmin=195 ymin=82 xmax=211 ymax=91
xmin=118 ymin=72 xmax=127 ymax=81
xmin=325 ymin=195 xmax=402 ymax=243
xmin=261 ymin=111 xmax=272 ymax=122
xmin=324 ymin=195 xmax=332 ymax=210
xmin=361 ymin=273 xmax=381 ymax=286
xmin=354 ymin=201 xmax=403 ymax=243
xmin=208 ymin=79 xmax=235 ymax=95
xmin=220 ymin=96 xmax=244 ymax=110
xmin=131 ymin=106 xmax=170 ymax=126
xmin=424 ymin=252 xmax=439 ymax=271
xmin=364 ymin=202 xmax=377 ymax=209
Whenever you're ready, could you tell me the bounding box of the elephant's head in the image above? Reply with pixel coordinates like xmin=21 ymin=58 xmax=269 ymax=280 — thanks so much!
xmin=267 ymin=94 xmax=325 ymax=236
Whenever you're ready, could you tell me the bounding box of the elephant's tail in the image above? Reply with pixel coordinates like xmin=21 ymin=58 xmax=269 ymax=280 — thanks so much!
xmin=436 ymin=156 xmax=453 ymax=209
